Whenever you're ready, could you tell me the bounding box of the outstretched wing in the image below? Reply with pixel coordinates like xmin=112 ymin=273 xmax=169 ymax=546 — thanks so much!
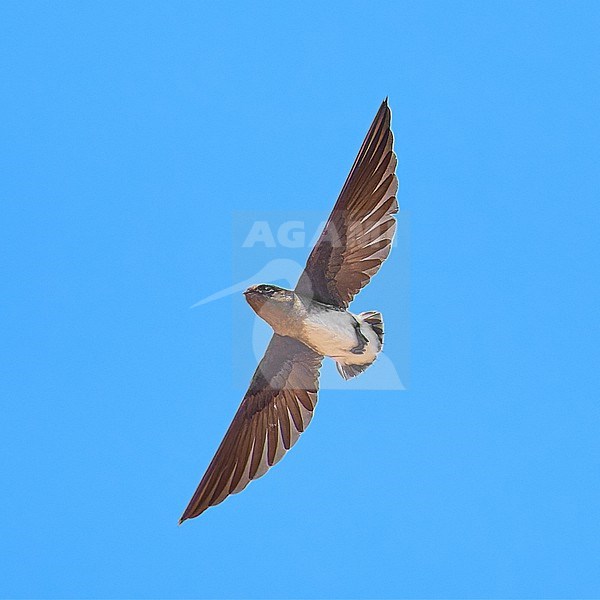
xmin=295 ymin=99 xmax=398 ymax=308
xmin=179 ymin=335 xmax=322 ymax=522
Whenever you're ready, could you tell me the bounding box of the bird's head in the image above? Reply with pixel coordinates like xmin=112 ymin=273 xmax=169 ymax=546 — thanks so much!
xmin=244 ymin=284 xmax=296 ymax=327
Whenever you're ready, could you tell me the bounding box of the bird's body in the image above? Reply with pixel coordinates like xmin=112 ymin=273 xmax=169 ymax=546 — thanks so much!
xmin=299 ymin=303 xmax=381 ymax=365
xmin=245 ymin=285 xmax=384 ymax=378
xmin=180 ymin=99 xmax=399 ymax=522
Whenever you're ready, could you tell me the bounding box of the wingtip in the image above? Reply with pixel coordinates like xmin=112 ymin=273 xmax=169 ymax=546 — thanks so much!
xmin=380 ymin=97 xmax=391 ymax=117
xmin=179 ymin=503 xmax=209 ymax=524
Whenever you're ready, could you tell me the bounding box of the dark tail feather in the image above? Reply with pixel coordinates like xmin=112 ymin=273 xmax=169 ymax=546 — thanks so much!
xmin=336 ymin=361 xmax=373 ymax=380
xmin=360 ymin=311 xmax=384 ymax=346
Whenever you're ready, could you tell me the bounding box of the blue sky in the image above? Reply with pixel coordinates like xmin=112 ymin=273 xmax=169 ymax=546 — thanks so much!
xmin=1 ymin=1 xmax=599 ymax=598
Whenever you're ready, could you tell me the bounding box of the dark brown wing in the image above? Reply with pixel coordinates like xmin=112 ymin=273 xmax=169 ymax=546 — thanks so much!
xmin=179 ymin=335 xmax=322 ymax=522
xmin=295 ymin=99 xmax=398 ymax=308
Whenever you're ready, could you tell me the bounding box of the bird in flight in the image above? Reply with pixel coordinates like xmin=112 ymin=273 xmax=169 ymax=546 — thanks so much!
xmin=180 ymin=99 xmax=398 ymax=523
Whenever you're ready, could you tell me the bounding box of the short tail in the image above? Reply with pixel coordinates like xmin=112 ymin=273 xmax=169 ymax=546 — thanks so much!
xmin=360 ymin=311 xmax=384 ymax=346
xmin=336 ymin=362 xmax=371 ymax=380
xmin=336 ymin=311 xmax=384 ymax=380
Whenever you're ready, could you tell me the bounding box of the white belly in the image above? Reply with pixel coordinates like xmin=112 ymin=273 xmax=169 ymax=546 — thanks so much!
xmin=300 ymin=309 xmax=380 ymax=365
